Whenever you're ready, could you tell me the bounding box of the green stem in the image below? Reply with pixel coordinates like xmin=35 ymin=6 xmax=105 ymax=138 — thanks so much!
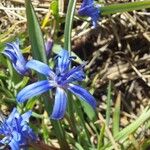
xmin=64 ymin=0 xmax=77 ymax=51
xmin=106 ymin=80 xmax=112 ymax=126
xmin=63 ymin=0 xmax=78 ymax=140
xmin=97 ymin=123 xmax=105 ymax=150
xmin=75 ymin=100 xmax=91 ymax=143
xmin=101 ymin=1 xmax=150 ymax=15
xmin=51 ymin=120 xmax=70 ymax=150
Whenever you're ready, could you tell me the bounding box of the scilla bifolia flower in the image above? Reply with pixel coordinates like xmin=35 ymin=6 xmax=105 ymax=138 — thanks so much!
xmin=2 ymin=40 xmax=29 ymax=75
xmin=78 ymin=0 xmax=100 ymax=27
xmin=0 ymin=108 xmax=37 ymax=150
xmin=17 ymin=49 xmax=96 ymax=120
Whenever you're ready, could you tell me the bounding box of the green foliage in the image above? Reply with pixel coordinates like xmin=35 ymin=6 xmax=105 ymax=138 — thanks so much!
xmin=1 ymin=0 xmax=150 ymax=150
xmin=101 ymin=1 xmax=150 ymax=15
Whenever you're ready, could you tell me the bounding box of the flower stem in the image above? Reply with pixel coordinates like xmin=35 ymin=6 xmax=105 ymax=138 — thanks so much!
xmin=51 ymin=120 xmax=70 ymax=150
xmin=64 ymin=0 xmax=77 ymax=52
xmin=64 ymin=0 xmax=78 ymax=140
xmin=101 ymin=1 xmax=150 ymax=15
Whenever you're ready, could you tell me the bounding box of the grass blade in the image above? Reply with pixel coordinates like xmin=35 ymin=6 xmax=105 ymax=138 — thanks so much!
xmin=106 ymin=80 xmax=112 ymax=126
xmin=112 ymin=91 xmax=121 ymax=136
xmin=97 ymin=123 xmax=105 ymax=150
xmin=25 ymin=0 xmax=47 ymax=63
xmin=104 ymin=107 xmax=150 ymax=149
xmin=64 ymin=0 xmax=77 ymax=51
xmin=101 ymin=1 xmax=150 ymax=15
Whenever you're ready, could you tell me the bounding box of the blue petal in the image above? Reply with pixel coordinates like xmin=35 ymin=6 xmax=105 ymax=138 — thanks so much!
xmin=5 ymin=40 xmax=26 ymax=65
xmin=51 ymin=87 xmax=67 ymax=120
xmin=21 ymin=110 xmax=32 ymax=125
xmin=17 ymin=80 xmax=54 ymax=103
xmin=13 ymin=60 xmax=27 ymax=75
xmin=9 ymin=139 xmax=19 ymax=150
xmin=12 ymin=131 xmax=21 ymax=142
xmin=56 ymin=49 xmax=71 ymax=74
xmin=3 ymin=40 xmax=28 ymax=75
xmin=0 ymin=136 xmax=11 ymax=144
xmin=26 ymin=60 xmax=55 ymax=78
xmin=6 ymin=108 xmax=17 ymax=124
xmin=78 ymin=0 xmax=100 ymax=27
xmin=80 ymin=0 xmax=93 ymax=7
xmin=61 ymin=64 xmax=85 ymax=84
xmin=68 ymin=84 xmax=96 ymax=109
xmin=2 ymin=50 xmax=16 ymax=62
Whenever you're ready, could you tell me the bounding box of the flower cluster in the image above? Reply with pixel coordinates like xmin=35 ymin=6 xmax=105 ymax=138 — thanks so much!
xmin=3 ymin=40 xmax=96 ymax=120
xmin=78 ymin=0 xmax=100 ymax=27
xmin=0 ymin=108 xmax=36 ymax=150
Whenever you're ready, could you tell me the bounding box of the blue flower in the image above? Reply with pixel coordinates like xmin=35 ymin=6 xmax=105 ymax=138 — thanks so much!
xmin=78 ymin=0 xmax=100 ymax=27
xmin=2 ymin=40 xmax=29 ymax=75
xmin=17 ymin=49 xmax=96 ymax=120
xmin=0 ymin=108 xmax=37 ymax=150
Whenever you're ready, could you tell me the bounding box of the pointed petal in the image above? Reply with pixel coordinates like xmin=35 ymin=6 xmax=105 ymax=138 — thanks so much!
xmin=0 ymin=137 xmax=10 ymax=144
xmin=62 ymin=64 xmax=85 ymax=83
xmin=3 ymin=40 xmax=28 ymax=75
xmin=51 ymin=87 xmax=67 ymax=120
xmin=26 ymin=60 xmax=55 ymax=78
xmin=57 ymin=49 xmax=71 ymax=73
xmin=5 ymin=40 xmax=26 ymax=64
xmin=12 ymin=131 xmax=21 ymax=142
xmin=21 ymin=110 xmax=32 ymax=124
xmin=9 ymin=139 xmax=19 ymax=150
xmin=68 ymin=84 xmax=96 ymax=109
xmin=13 ymin=60 xmax=27 ymax=75
xmin=17 ymin=80 xmax=54 ymax=103
xmin=2 ymin=50 xmax=16 ymax=62
xmin=7 ymin=108 xmax=17 ymax=124
xmin=80 ymin=0 xmax=93 ymax=7
xmin=78 ymin=1 xmax=100 ymax=27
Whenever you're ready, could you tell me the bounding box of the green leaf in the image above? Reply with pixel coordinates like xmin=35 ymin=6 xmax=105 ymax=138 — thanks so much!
xmin=112 ymin=91 xmax=121 ymax=136
xmin=25 ymin=0 xmax=47 ymax=63
xmin=104 ymin=107 xmax=150 ymax=149
xmin=50 ymin=0 xmax=59 ymax=20
xmin=106 ymin=80 xmax=112 ymax=126
xmin=97 ymin=123 xmax=105 ymax=150
xmin=42 ymin=122 xmax=50 ymax=143
xmin=115 ymin=107 xmax=150 ymax=142
xmin=101 ymin=1 xmax=150 ymax=15
xmin=25 ymin=0 xmax=52 ymax=114
xmin=75 ymin=143 xmax=84 ymax=150
xmin=25 ymin=97 xmax=37 ymax=110
xmin=80 ymin=100 xmax=96 ymax=120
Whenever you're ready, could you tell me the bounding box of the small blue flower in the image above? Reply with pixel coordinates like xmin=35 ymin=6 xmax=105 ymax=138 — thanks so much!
xmin=17 ymin=49 xmax=96 ymax=120
xmin=0 ymin=108 xmax=37 ymax=150
xmin=2 ymin=40 xmax=29 ymax=75
xmin=78 ymin=0 xmax=100 ymax=27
